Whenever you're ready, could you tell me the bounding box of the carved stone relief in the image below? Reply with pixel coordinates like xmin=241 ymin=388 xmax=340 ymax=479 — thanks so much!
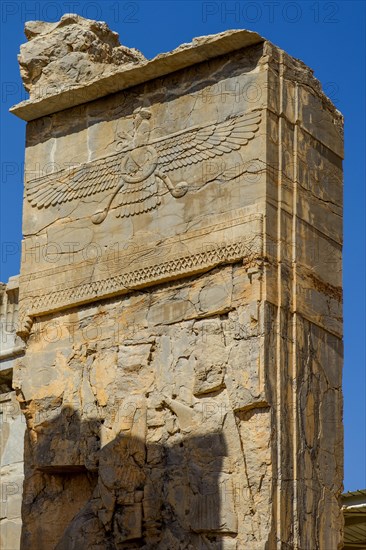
xmin=8 ymin=16 xmax=344 ymax=550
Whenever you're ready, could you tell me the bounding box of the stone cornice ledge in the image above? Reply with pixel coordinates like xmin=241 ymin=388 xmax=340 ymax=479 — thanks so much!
xmin=10 ymin=29 xmax=263 ymax=122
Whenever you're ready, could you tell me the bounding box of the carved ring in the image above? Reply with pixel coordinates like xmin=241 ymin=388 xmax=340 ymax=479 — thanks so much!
xmin=121 ymin=146 xmax=158 ymax=183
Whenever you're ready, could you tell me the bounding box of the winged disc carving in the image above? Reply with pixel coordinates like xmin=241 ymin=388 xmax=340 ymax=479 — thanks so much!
xmin=26 ymin=109 xmax=261 ymax=224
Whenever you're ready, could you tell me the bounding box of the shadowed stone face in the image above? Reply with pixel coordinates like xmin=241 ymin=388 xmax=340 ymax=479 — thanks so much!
xmin=3 ymin=15 xmax=344 ymax=550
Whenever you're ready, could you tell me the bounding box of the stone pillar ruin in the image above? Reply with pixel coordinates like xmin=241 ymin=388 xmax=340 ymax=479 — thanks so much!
xmin=9 ymin=15 xmax=343 ymax=549
xmin=0 ymin=277 xmax=25 ymax=549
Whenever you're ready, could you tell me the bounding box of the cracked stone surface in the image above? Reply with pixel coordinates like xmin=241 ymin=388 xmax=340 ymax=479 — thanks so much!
xmin=18 ymin=14 xmax=146 ymax=98
xmin=3 ymin=16 xmax=344 ymax=550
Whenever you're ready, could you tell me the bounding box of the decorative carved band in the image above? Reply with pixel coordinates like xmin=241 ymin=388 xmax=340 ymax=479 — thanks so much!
xmin=18 ymin=212 xmax=263 ymax=335
xmin=33 ymin=240 xmax=259 ymax=312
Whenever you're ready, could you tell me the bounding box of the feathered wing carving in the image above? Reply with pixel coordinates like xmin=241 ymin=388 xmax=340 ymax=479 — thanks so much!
xmin=115 ymin=176 xmax=160 ymax=217
xmin=26 ymin=154 xmax=123 ymax=209
xmin=154 ymin=110 xmax=261 ymax=172
xmin=26 ymin=110 xmax=261 ymax=214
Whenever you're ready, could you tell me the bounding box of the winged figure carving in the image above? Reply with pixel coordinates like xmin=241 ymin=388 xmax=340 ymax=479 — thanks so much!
xmin=26 ymin=109 xmax=261 ymax=224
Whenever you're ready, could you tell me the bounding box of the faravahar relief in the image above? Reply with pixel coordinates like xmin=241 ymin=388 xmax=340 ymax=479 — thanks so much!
xmin=26 ymin=108 xmax=261 ymax=223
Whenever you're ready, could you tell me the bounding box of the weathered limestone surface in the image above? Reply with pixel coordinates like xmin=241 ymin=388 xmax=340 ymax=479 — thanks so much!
xmin=9 ymin=15 xmax=343 ymax=549
xmin=11 ymin=25 xmax=263 ymax=122
xmin=0 ymin=279 xmax=25 ymax=550
xmin=18 ymin=14 xmax=145 ymax=99
xmin=0 ymin=391 xmax=25 ymax=550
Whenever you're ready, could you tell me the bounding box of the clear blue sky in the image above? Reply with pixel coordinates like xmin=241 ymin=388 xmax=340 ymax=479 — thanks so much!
xmin=0 ymin=1 xmax=365 ymax=492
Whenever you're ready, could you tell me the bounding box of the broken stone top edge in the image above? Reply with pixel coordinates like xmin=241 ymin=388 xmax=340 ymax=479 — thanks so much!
xmin=24 ymin=13 xmax=113 ymax=40
xmin=10 ymin=27 xmax=263 ymax=121
xmin=10 ymin=24 xmax=341 ymax=122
